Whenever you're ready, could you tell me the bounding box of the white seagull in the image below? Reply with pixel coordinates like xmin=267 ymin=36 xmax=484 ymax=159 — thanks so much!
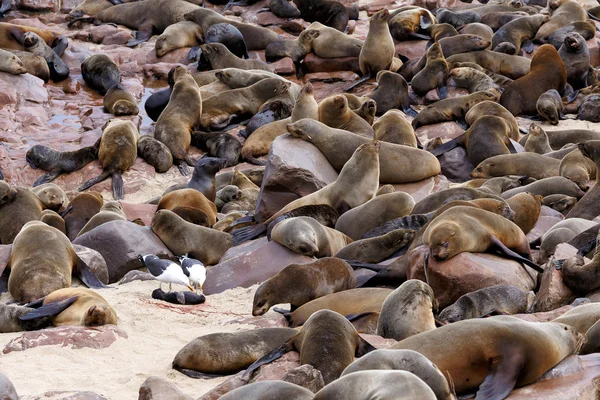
xmin=178 ymin=254 xmax=206 ymax=294
xmin=138 ymin=254 xmax=194 ymax=292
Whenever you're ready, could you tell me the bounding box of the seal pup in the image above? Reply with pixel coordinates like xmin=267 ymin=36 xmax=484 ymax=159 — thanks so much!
xmin=492 ymin=14 xmax=548 ymax=54
xmin=367 ymin=71 xmax=416 ymax=116
xmin=220 ymin=381 xmax=313 ymax=400
xmin=391 ymin=316 xmax=581 ymax=397
xmin=308 ymin=21 xmax=363 ymax=59
xmin=335 ymin=229 xmax=415 ymax=263
xmin=79 ymin=119 xmax=139 ymax=200
xmin=536 ymin=89 xmax=564 ymax=125
xmin=377 ymin=280 xmax=437 ymax=341
xmin=103 ymin=85 xmax=138 ymax=116
xmin=471 ymin=153 xmax=561 ymax=180
xmin=191 ymin=132 xmax=241 ymax=167
xmin=244 ymin=310 xmax=376 ymax=384
xmin=154 ymin=66 xmax=202 ymax=175
xmin=0 ymin=298 xmax=77 ymax=333
xmin=565 ymin=141 xmax=600 ymax=219
xmin=0 ymin=48 xmax=26 ymax=75
xmin=388 ymin=7 xmax=436 ymax=41
xmin=537 ymin=218 xmax=597 ymax=263
xmin=155 ymin=21 xmax=202 ymax=58
xmin=524 ymin=122 xmax=552 ymax=153
xmin=40 ymin=209 xmax=66 ymax=234
xmin=76 ymin=201 xmax=127 ymax=237
xmin=8 ymin=221 xmax=106 ymax=302
xmin=313 ymin=370 xmax=437 ymax=400
xmin=173 ymin=328 xmax=297 ymax=377
xmin=293 ymin=0 xmax=349 ymax=32
xmin=137 ymin=135 xmax=173 ymax=173
xmin=543 ymin=194 xmax=577 ymax=215
xmin=252 ymin=257 xmax=355 ymax=316
xmin=318 ymin=95 xmax=374 ymax=137
xmin=345 ymin=9 xmax=394 ymax=91
xmin=411 ymin=42 xmax=449 ymax=98
xmin=203 ymin=23 xmax=249 ymax=59
xmin=81 ymin=54 xmax=120 ymax=94
xmin=341 ymin=349 xmax=455 ymax=400
xmin=22 ymin=32 xmax=69 ymax=82
xmin=559 ymin=147 xmax=597 ymax=190
xmin=31 ymin=183 xmax=68 ymax=212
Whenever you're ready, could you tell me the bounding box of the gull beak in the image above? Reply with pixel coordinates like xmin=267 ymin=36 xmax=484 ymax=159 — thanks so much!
xmin=199 ymin=284 xmax=203 ymax=294
xmin=188 ymin=285 xmax=195 ymax=292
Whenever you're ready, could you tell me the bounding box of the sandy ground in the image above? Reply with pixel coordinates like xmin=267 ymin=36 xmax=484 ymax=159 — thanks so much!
xmin=0 ymin=281 xmax=282 ymax=399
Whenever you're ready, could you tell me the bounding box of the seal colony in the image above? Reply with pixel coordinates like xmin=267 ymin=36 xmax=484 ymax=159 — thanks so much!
xmin=5 ymin=0 xmax=600 ymax=398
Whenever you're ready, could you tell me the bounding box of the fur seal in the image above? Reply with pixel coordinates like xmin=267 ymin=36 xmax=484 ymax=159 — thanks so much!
xmin=8 ymin=221 xmax=105 ymax=302
xmin=81 ymin=54 xmax=120 ymax=94
xmin=21 ymin=31 xmax=68 ymax=82
xmin=284 ymin=288 xmax=393 ymax=328
xmin=449 ymin=66 xmax=500 ymax=93
xmin=79 ymin=119 xmax=139 ymax=200
xmin=244 ymin=309 xmax=375 ymax=384
xmin=291 ymin=83 xmax=318 ymax=122
xmin=155 ymin=21 xmax=202 ymax=58
xmin=287 ymin=119 xmax=440 ymax=184
xmin=534 ymin=0 xmax=588 ymax=42
xmin=558 ymin=32 xmax=590 ymax=89
xmin=0 ymin=181 xmax=45 ymax=244
xmin=411 ymin=189 xmax=504 ymax=215
xmin=269 ymin=0 xmax=301 ymax=19
xmin=437 ymin=8 xmax=480 ymax=28
xmin=367 ymin=71 xmax=414 ymax=117
xmin=472 ymin=153 xmax=560 ymax=179
xmin=391 ymin=316 xmax=581 ymax=397
xmin=8 ymin=49 xmax=49 ymax=82
xmin=537 ymin=89 xmax=565 ymax=125
xmin=63 ymin=191 xmax=104 ymax=240
xmin=492 ymin=14 xmax=547 ymax=54
xmin=103 ymin=84 xmax=138 ymax=116
xmin=464 ymin=100 xmax=519 ymax=140
xmin=412 ymin=42 xmax=449 ymax=98
xmin=31 ymin=183 xmax=68 ymax=212
xmin=562 ymin=243 xmax=600 ymax=294
xmin=313 ymin=370 xmax=437 ymax=400
xmin=334 ymin=229 xmax=415 ymax=263
xmin=565 ymin=141 xmax=600 ymax=219
xmin=203 ymin=22 xmax=248 ymax=60
xmin=334 ymin=192 xmax=415 ymax=240
xmin=377 ymin=280 xmax=437 ymax=341
xmin=373 ymin=110 xmax=416 ymax=147
xmin=439 ymin=285 xmax=535 ymax=323
xmin=388 ymin=7 xmax=436 ymax=41
xmin=341 ymin=349 xmax=454 ymax=400
xmin=447 ymin=51 xmax=530 ymax=80
xmin=307 ymin=22 xmax=363 ymax=59
xmin=158 ymin=189 xmax=217 ymax=226
xmin=547 ymin=21 xmax=595 ymax=50
xmin=293 ymin=0 xmax=349 ymax=32
xmin=0 ymin=48 xmax=26 ymax=75
xmin=559 ymin=147 xmax=597 ymax=190
xmin=523 ymin=122 xmax=552 ymax=153
xmin=154 ymin=66 xmax=202 ymax=175
xmin=137 ymin=135 xmax=173 ymax=173
xmin=173 ymin=328 xmax=297 ymax=377
xmin=270 ymin=216 xmax=352 ymax=257
xmin=252 ymin=257 xmax=355 ymax=316
xmin=192 ymin=132 xmax=241 ymax=167
xmin=76 ymin=201 xmax=126 ymax=238
xmin=318 ymin=95 xmax=374 ymax=137
xmin=537 ymin=218 xmax=597 ymax=263
xmin=151 ymin=209 xmax=231 ymax=264
xmin=265 ymin=28 xmax=319 ymax=65
xmin=501 ymin=176 xmax=584 ymax=199
xmin=40 ymin=209 xmax=66 ymax=234
xmin=505 ymin=192 xmax=542 ymax=234
xmin=0 ymin=23 xmax=67 ymax=56
xmin=500 ymin=44 xmax=566 ymax=116
xmin=220 ymin=381 xmax=313 ymax=400
xmin=438 ymin=34 xmax=490 ymax=57
xmin=200 ymin=43 xmax=272 ymax=72
xmin=543 ymin=194 xmax=577 ymax=215
xmin=241 ymin=99 xmax=293 ymax=139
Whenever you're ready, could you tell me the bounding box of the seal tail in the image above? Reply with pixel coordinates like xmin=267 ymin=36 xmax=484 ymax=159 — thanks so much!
xmin=112 ymin=171 xmax=124 ymax=200
xmin=79 ymin=170 xmax=111 ymax=192
xmin=172 ymin=365 xmax=224 ymax=379
xmin=231 ymin=223 xmax=267 ymax=246
xmin=344 ymin=73 xmax=371 ymax=92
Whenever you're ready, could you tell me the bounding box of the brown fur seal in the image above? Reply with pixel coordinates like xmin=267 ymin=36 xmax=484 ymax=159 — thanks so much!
xmin=79 ymin=119 xmax=139 ymax=200
xmin=354 ymin=99 xmax=376 ymax=126
xmin=367 ymin=71 xmax=414 ymax=116
xmin=103 ymin=85 xmax=138 ymax=116
xmin=318 ymin=95 xmax=374 ymax=137
xmin=220 ymin=382 xmax=313 ymax=400
xmin=559 ymin=147 xmax=597 ymax=190
xmin=0 ymin=181 xmax=45 ymax=244
xmin=464 ymin=100 xmax=519 ymax=140
xmin=8 ymin=221 xmax=105 ymax=302
xmin=373 ymin=110 xmax=416 ymax=147
xmin=449 ymin=67 xmax=500 ymax=93
xmin=471 ymin=153 xmax=560 ymax=179
xmin=26 ymin=141 xmax=100 ymax=186
xmin=0 ymin=22 xmax=65 ymax=53
xmin=543 ymin=194 xmax=577 ymax=215
xmin=537 ymin=218 xmax=597 ymax=263
xmin=137 ymin=135 xmax=173 ymax=173
xmin=562 ymin=245 xmax=600 ymax=294
xmin=411 ymin=189 xmax=505 ymax=215
xmin=501 ymin=176 xmax=585 ymax=199
xmin=201 ymin=78 xmax=290 ymax=131
xmin=76 ymin=201 xmax=126 ymax=237
xmin=22 ymin=31 xmax=69 ymax=81
xmin=151 ymin=209 xmax=231 ymax=265
xmin=536 ymin=89 xmax=564 ymax=124
xmin=9 ymin=50 xmax=49 ymax=82
xmin=439 ymin=285 xmax=535 ymax=323
xmin=201 ymin=43 xmax=273 ymax=72
xmin=252 ymin=257 xmax=355 ymax=316
xmin=391 ymin=316 xmax=581 ymax=397
xmin=428 ymin=22 xmax=459 ymax=41
xmin=389 ymin=7 xmax=436 ymax=41
xmin=191 ymin=133 xmax=241 ymax=168
xmin=244 ymin=309 xmax=375 ymax=384
xmin=524 ymin=122 xmax=552 ymax=153
xmin=313 ymin=370 xmax=437 ymax=400
xmin=412 ymin=43 xmax=449 ymax=98
xmin=81 ymin=54 xmax=120 ymax=94
xmin=287 ymin=119 xmax=440 ymax=184
xmin=0 ymin=48 xmax=26 ymax=75
xmin=505 ymin=193 xmax=543 ymax=234
xmin=31 ymin=183 xmax=68 ymax=212
xmin=335 ymin=229 xmax=415 ymax=263
xmin=334 ymin=192 xmax=415 ymax=240
xmin=40 ymin=209 xmax=66 ymax=234
xmin=307 ymin=22 xmax=363 ymax=59
xmin=341 ymin=349 xmax=454 ymax=400
xmin=558 ymin=32 xmax=590 ymax=90
xmin=565 ymin=141 xmax=600 ymax=219
xmin=155 ymin=21 xmax=202 ymax=58
xmin=270 ymin=216 xmax=352 ymax=257
xmin=377 ymin=280 xmax=437 ymax=341
xmin=158 ymin=189 xmax=217 ymax=226
xmin=284 ymin=288 xmax=393 ymax=328
xmin=438 ymin=34 xmax=490 ymax=57
xmin=292 ymin=0 xmax=349 ymax=32
xmin=547 ymin=21 xmax=595 ymax=50
xmin=265 ymin=28 xmax=319 ymax=65
xmin=437 ymin=8 xmax=480 ymax=28
xmin=447 ymin=51 xmax=530 ymax=80
xmin=154 ymin=66 xmax=202 ymax=175
xmin=172 ymin=328 xmax=297 ymax=377
xmin=534 ymin=0 xmax=588 ymax=42
xmin=63 ymin=191 xmax=103 ymax=240
xmin=500 ymin=45 xmax=567 ymax=116
xmin=492 ymin=14 xmax=548 ymax=54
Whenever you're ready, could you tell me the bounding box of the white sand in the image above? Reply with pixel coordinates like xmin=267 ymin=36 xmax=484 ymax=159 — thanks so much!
xmin=0 ymin=282 xmax=272 ymax=399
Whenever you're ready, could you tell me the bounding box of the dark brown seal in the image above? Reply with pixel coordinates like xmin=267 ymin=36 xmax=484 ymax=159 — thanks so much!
xmin=137 ymin=135 xmax=173 ymax=173
xmin=0 ymin=181 xmax=45 ymax=244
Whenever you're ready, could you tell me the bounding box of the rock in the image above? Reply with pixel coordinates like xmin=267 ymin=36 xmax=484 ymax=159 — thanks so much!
xmin=3 ymin=325 xmax=128 ymax=354
xmin=21 ymin=391 xmax=109 ymax=399
xmin=146 ymin=48 xmax=191 ymax=65
xmin=255 ymin=134 xmax=339 ymax=222
xmin=0 ymin=372 xmax=18 ymax=400
xmin=416 ymin=121 xmax=464 ymax=142
xmin=73 ymin=245 xmax=110 ymax=284
xmin=526 ymin=206 xmax=564 ymax=243
xmin=197 ymin=372 xmax=246 ymax=400
xmin=360 ymin=334 xmax=397 ymax=349
xmin=16 ymin=0 xmax=57 ymax=12
xmin=204 ymin=236 xmax=314 ymax=295
xmin=120 ymin=202 xmax=157 ymax=226
xmin=535 ymin=263 xmax=576 ymax=312
xmin=303 ymin=54 xmax=361 ymax=74
xmin=395 ymin=40 xmax=427 ymax=61
xmin=269 ymin=57 xmax=295 ymax=75
xmin=513 ymin=304 xmax=574 ymax=323
xmin=138 ymin=376 xmax=192 ymax=400
xmin=251 ymin=352 xmax=301 ymax=382
xmin=73 ymin=221 xmax=173 ymax=283
xmin=407 ymin=247 xmax=538 ymax=308
xmin=0 ymin=72 xmax=48 ymax=104
xmin=143 ymin=63 xmax=181 ymax=80
xmin=305 ymin=72 xmax=359 ymax=82
xmin=390 ymin=175 xmax=449 ymax=204
xmin=554 ymin=243 xmax=583 ymax=261
xmin=118 ymin=270 xmax=156 ymax=285
xmin=281 ymin=365 xmax=325 ymax=393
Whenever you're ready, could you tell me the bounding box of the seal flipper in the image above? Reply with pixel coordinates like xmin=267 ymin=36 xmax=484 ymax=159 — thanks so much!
xmin=79 ymin=170 xmax=111 ymax=192
xmin=188 ymin=46 xmax=201 ymax=61
xmin=108 ymin=0 xmax=122 ymax=4
xmin=127 ymin=23 xmax=154 ymax=47
xmin=489 ymin=235 xmax=544 ymax=273
xmin=429 ymin=135 xmax=464 ymax=157
xmin=76 ymin=256 xmax=109 ymax=289
xmin=0 ymin=0 xmax=11 ymax=17
xmin=51 ymin=36 xmax=69 ymax=57
xmin=344 ymin=73 xmax=372 ymax=92
xmin=33 ymin=170 xmax=62 ymax=186
xmin=112 ymin=171 xmax=124 ymax=200
xmin=476 ymin=352 xmax=525 ymax=400
xmin=0 ymin=267 xmax=9 ymax=294
xmin=242 ymin=340 xmax=295 ymax=381
xmin=577 ymin=237 xmax=597 ymax=256
xmin=437 ymin=84 xmax=448 ymax=100
xmin=521 ymin=40 xmax=534 ymax=54
xmin=0 ymin=168 xmax=3 ymax=181
xmin=403 ymin=106 xmax=418 ymax=118
xmin=173 ymin=367 xmax=225 ymax=379
xmin=507 ymin=140 xmax=517 ymax=154
xmin=408 ymin=32 xmax=431 ymax=40
xmin=231 ymin=223 xmax=267 ymax=245
xmin=176 ymin=159 xmax=190 ymax=176
xmin=18 ymin=296 xmax=79 ymax=321
xmin=344 ymin=260 xmax=386 ymax=272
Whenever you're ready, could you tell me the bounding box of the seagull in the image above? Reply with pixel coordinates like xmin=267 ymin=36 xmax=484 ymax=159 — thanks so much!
xmin=138 ymin=254 xmax=194 ymax=292
xmin=178 ymin=254 xmax=206 ymax=294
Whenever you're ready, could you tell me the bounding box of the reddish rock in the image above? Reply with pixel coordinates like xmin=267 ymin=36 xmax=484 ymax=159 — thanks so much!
xmin=0 ymin=72 xmax=48 ymax=104
xmin=396 ymin=40 xmax=427 ymax=62
xmin=526 ymin=206 xmax=564 ymax=243
xmin=282 ymin=365 xmax=325 ymax=393
xmin=255 ymin=134 xmax=339 ymax=222
xmin=204 ymin=236 xmax=314 ymax=295
xmin=251 ymin=352 xmax=301 ymax=382
xmin=138 ymin=376 xmax=192 ymax=400
xmin=197 ymin=372 xmax=246 ymax=400
xmin=514 ymin=305 xmax=574 ymax=323
xmin=304 ymin=71 xmax=359 ymax=82
xmin=407 ymin=248 xmax=538 ymax=308
xmin=143 ymin=63 xmax=182 ymax=80
xmin=416 ymin=121 xmax=464 ymax=142
xmin=15 ymin=0 xmax=58 ymax=12
xmin=270 ymin=57 xmax=295 ymax=75
xmin=256 ymin=12 xmax=288 ymax=26
xmin=22 ymin=391 xmax=109 ymax=399
xmin=390 ymin=175 xmax=449 ymax=204
xmin=3 ymin=325 xmax=127 ymax=354
xmin=303 ymin=54 xmax=361 ymax=74
xmin=360 ymin=334 xmax=397 ymax=349
xmin=554 ymin=243 xmax=584 ymax=261
xmin=146 ymin=48 xmax=192 ymax=65
xmin=535 ymin=263 xmax=576 ymax=312
xmin=120 ymin=202 xmax=157 ymax=226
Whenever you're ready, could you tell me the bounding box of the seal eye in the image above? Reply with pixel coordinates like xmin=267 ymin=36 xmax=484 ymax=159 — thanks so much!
xmin=256 ymin=299 xmax=266 ymax=307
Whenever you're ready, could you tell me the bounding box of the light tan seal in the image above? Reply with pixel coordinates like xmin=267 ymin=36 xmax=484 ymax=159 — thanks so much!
xmin=157 ymin=188 xmax=218 ymax=226
xmin=201 ymin=43 xmax=273 ymax=72
xmin=318 ymin=95 xmax=374 ymax=137
xmin=559 ymin=147 xmax=597 ymax=190
xmin=31 ymin=183 xmax=68 ymax=212
xmin=373 ymin=110 xmax=417 ymax=147
xmin=334 ymin=229 xmax=415 ymax=263
xmin=40 ymin=209 xmax=66 ymax=234
xmin=76 ymin=201 xmax=127 ymax=238
xmin=0 ymin=181 xmax=45 ymax=244
xmin=505 ymin=192 xmax=543 ymax=234
xmin=103 ymin=84 xmax=139 ymax=116
xmin=0 ymin=48 xmax=26 ymax=75
xmin=155 ymin=21 xmax=202 ymax=58
xmin=471 ymin=153 xmax=560 ymax=179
